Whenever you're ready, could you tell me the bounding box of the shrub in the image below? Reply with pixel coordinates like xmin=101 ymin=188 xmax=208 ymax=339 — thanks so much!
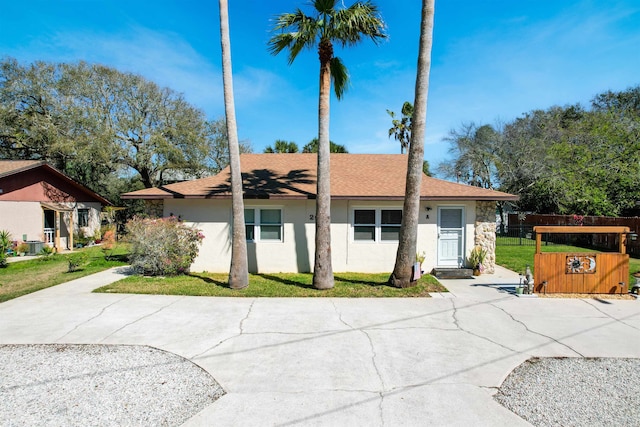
xmin=0 ymin=230 xmax=12 ymax=267
xmin=67 ymin=252 xmax=89 ymax=272
xmin=125 ymin=216 xmax=204 ymax=276
xmin=38 ymin=245 xmax=56 ymax=260
xmin=101 ymin=229 xmax=116 ymax=260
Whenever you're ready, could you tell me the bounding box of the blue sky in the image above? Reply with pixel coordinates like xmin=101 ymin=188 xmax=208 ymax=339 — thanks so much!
xmin=2 ymin=1 xmax=640 ymax=173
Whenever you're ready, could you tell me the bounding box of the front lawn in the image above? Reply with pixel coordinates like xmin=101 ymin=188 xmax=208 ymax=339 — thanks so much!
xmin=0 ymin=245 xmax=129 ymax=303
xmin=95 ymin=272 xmax=446 ymax=297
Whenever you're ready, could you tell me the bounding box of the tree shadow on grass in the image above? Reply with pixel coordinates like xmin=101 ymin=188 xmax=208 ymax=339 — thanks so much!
xmin=103 ymin=254 xmax=129 ymax=262
xmin=255 ymin=274 xmax=315 ymax=290
xmin=333 ymin=275 xmax=390 ymax=287
xmin=188 ymin=273 xmax=229 ymax=288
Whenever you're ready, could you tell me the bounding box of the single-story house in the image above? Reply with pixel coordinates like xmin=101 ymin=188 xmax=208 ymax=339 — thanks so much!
xmin=122 ymin=154 xmax=517 ymax=274
xmin=0 ymin=160 xmax=112 ymax=252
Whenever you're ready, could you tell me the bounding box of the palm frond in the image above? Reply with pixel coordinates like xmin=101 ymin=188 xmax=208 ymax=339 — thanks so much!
xmin=314 ymin=0 xmax=337 ymax=15
xmin=332 ymin=1 xmax=387 ymax=47
xmin=330 ymin=57 xmax=349 ymax=100
xmin=268 ymin=9 xmax=321 ymax=64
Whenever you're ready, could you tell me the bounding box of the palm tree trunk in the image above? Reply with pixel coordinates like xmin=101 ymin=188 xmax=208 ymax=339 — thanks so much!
xmin=219 ymin=0 xmax=248 ymax=289
xmin=312 ymin=57 xmax=334 ymax=290
xmin=390 ymin=0 xmax=435 ymax=288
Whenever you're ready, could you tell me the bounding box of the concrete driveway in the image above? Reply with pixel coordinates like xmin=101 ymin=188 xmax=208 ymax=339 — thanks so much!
xmin=1 ymin=266 xmax=639 ymax=426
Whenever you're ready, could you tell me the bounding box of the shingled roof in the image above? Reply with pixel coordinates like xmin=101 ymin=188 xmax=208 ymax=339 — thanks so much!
xmin=0 ymin=160 xmax=112 ymax=205
xmin=121 ymin=154 xmax=518 ymax=201
xmin=0 ymin=160 xmax=46 ymax=178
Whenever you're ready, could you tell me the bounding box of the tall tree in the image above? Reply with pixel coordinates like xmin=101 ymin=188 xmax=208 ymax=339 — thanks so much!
xmin=0 ymin=58 xmax=218 ymax=191
xmin=269 ymin=0 xmax=386 ymax=289
xmin=64 ymin=62 xmax=212 ymax=189
xmin=204 ymin=117 xmax=252 ymax=174
xmin=218 ymin=0 xmax=248 ymax=289
xmin=302 ymin=137 xmax=348 ymax=153
xmin=264 ymin=139 xmax=299 ymax=153
xmin=387 ymin=101 xmax=413 ymax=154
xmin=438 ymin=123 xmax=500 ymax=189
xmin=389 ymin=0 xmax=435 ymax=288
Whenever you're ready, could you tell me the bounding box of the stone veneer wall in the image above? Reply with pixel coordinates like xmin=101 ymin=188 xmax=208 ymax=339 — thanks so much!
xmin=475 ymin=201 xmax=497 ymax=274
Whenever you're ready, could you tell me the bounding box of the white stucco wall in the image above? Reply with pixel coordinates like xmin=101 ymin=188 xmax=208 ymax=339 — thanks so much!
xmin=164 ymin=198 xmax=479 ymax=274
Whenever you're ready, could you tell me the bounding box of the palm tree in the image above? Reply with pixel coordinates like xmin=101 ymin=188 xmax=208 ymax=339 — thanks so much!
xmin=389 ymin=0 xmax=435 ymax=288
xmin=302 ymin=137 xmax=348 ymax=153
xmin=269 ymin=0 xmax=386 ymax=290
xmin=387 ymin=101 xmax=414 ymax=154
xmin=264 ymin=140 xmax=299 ymax=153
xmin=218 ymin=0 xmax=248 ymax=289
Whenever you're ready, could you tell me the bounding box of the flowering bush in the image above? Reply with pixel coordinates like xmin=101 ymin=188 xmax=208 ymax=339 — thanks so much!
xmin=572 ymin=214 xmax=584 ymax=226
xmin=126 ymin=216 xmax=204 ymax=276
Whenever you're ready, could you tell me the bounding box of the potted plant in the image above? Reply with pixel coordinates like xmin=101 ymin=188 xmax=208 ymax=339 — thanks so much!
xmin=468 ymin=245 xmax=487 ymax=276
xmin=17 ymin=242 xmax=29 ymax=256
xmin=416 ymin=251 xmax=426 ymax=272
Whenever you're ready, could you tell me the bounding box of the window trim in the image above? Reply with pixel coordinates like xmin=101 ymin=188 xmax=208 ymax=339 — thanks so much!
xmin=244 ymin=207 xmax=284 ymax=242
xmin=351 ymin=207 xmax=402 ymax=243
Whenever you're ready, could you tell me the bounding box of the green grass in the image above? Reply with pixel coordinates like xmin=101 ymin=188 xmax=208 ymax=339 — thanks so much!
xmin=496 ymin=242 xmax=640 ymax=288
xmin=95 ymin=272 xmax=446 ymax=298
xmin=0 ymin=245 xmax=129 ymax=303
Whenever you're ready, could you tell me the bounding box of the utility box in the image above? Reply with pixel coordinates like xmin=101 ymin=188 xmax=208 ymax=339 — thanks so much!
xmin=27 ymin=241 xmax=44 ymax=255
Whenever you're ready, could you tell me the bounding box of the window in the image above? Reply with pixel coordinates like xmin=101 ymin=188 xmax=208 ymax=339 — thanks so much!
xmin=354 ymin=209 xmax=376 ymax=241
xmin=381 ymin=209 xmax=402 ymax=241
xmin=353 ymin=208 xmax=402 ymax=242
xmin=245 ymin=209 xmax=255 ymax=241
xmin=244 ymin=208 xmax=283 ymax=241
xmin=78 ymin=209 xmax=89 ymax=228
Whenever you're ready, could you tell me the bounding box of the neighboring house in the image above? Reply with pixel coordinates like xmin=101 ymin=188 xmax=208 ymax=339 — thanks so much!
xmin=0 ymin=160 xmax=112 ymax=252
xmin=122 ymin=154 xmax=517 ymax=274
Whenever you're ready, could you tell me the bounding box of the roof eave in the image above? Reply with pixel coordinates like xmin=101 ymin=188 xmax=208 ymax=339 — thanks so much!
xmin=422 ymin=196 xmax=519 ymax=201
xmin=0 ymin=161 xmax=46 ymax=179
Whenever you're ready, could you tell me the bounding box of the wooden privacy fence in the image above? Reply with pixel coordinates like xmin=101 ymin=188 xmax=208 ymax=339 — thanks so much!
xmin=533 ymin=226 xmax=630 ymax=294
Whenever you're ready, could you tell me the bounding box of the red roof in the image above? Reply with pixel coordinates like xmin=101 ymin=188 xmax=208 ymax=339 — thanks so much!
xmin=122 ymin=154 xmax=517 ymax=201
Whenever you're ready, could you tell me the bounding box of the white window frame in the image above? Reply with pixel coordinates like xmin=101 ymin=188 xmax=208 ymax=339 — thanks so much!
xmin=351 ymin=207 xmax=402 ymax=243
xmin=244 ymin=207 xmax=284 ymax=242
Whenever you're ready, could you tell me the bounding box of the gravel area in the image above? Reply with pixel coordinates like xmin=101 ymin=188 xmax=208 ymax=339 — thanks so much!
xmin=0 ymin=344 xmax=224 ymax=427
xmin=495 ymin=357 xmax=640 ymax=426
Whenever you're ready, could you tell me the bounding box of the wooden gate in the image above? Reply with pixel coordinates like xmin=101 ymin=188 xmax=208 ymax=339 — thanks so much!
xmin=533 ymin=226 xmax=630 ymax=294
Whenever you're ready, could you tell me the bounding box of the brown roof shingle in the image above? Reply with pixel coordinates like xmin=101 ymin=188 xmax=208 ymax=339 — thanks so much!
xmin=122 ymin=154 xmax=518 ymax=201
xmin=0 ymin=160 xmax=112 ymax=205
xmin=0 ymin=160 xmax=45 ymax=178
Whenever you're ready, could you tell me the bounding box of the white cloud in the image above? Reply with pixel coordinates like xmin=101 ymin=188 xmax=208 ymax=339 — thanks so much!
xmin=9 ymin=26 xmax=225 ymax=117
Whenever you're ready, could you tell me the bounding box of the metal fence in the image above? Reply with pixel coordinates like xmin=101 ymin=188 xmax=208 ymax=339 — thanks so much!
xmin=497 ymin=225 xmax=536 ymax=246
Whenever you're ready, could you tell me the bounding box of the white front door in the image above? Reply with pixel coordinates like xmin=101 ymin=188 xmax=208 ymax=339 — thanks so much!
xmin=438 ymin=207 xmax=464 ymax=267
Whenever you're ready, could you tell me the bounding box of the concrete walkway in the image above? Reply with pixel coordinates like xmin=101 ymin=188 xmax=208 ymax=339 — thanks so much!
xmin=1 ymin=266 xmax=639 ymax=426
